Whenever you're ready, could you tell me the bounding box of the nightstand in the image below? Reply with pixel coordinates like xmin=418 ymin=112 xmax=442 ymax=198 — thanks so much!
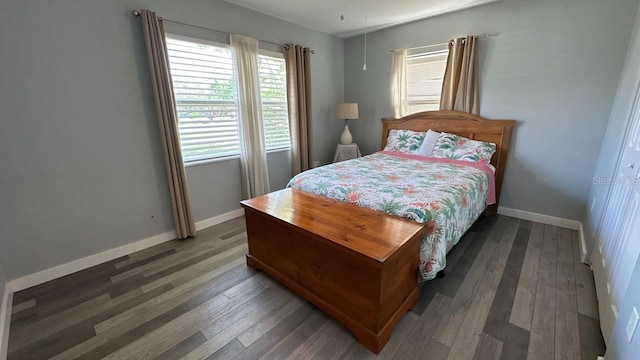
xmin=333 ymin=143 xmax=362 ymax=163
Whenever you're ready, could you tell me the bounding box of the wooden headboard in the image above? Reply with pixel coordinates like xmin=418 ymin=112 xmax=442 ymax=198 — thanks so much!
xmin=381 ymin=110 xmax=515 ymax=214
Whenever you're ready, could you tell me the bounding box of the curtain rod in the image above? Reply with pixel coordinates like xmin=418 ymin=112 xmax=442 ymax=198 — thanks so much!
xmin=131 ymin=10 xmax=315 ymax=54
xmin=389 ymin=33 xmax=497 ymax=53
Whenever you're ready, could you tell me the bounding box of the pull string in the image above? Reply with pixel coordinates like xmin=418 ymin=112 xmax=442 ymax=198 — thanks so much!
xmin=363 ymin=15 xmax=368 ymax=71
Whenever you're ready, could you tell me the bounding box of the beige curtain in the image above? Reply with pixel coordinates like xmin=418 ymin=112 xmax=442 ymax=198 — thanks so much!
xmin=440 ymin=36 xmax=479 ymax=115
xmin=390 ymin=49 xmax=407 ymax=118
xmin=230 ymin=34 xmax=270 ymax=199
xmin=140 ymin=10 xmax=196 ymax=239
xmin=284 ymin=45 xmax=313 ymax=175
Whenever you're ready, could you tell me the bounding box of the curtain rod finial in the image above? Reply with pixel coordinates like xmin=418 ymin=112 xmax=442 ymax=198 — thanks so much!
xmin=132 ymin=10 xmax=140 ymax=17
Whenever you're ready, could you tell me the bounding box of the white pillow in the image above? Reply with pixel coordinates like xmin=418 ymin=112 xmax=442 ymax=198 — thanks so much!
xmin=416 ymin=130 xmax=440 ymax=157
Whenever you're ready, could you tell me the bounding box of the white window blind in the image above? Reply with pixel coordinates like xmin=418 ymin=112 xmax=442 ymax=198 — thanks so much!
xmin=406 ymin=49 xmax=448 ymax=114
xmin=258 ymin=52 xmax=290 ymax=150
xmin=165 ymin=35 xmax=291 ymax=164
xmin=166 ymin=36 xmax=239 ymax=163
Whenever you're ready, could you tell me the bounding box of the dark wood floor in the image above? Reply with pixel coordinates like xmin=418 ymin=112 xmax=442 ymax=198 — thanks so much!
xmin=6 ymin=215 xmax=605 ymax=359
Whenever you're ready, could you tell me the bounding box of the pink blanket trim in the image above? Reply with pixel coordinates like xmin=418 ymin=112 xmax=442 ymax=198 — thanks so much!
xmin=379 ymin=151 xmax=496 ymax=205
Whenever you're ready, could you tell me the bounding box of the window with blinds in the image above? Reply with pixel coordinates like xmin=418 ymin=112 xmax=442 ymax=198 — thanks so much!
xmin=406 ymin=49 xmax=448 ymax=114
xmin=258 ymin=52 xmax=290 ymax=150
xmin=165 ymin=35 xmax=290 ymax=164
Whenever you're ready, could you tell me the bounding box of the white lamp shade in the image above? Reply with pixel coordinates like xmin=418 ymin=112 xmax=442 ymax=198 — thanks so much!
xmin=336 ymin=103 xmax=359 ymax=119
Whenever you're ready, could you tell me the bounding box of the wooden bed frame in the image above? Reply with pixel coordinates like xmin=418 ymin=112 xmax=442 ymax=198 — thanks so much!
xmin=242 ymin=111 xmax=515 ymax=353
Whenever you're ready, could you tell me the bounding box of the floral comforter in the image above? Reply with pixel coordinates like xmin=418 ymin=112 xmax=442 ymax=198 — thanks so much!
xmin=286 ymin=151 xmax=495 ymax=281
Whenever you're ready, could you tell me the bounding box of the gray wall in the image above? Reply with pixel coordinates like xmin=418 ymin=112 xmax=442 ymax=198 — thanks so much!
xmin=344 ymin=0 xmax=639 ymax=220
xmin=0 ymin=0 xmax=344 ymax=280
xmin=583 ymin=7 xmax=640 ymax=261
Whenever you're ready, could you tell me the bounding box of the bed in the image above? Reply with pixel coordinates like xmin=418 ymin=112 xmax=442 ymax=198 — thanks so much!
xmin=241 ymin=110 xmax=515 ymax=352
xmin=287 ymin=111 xmax=514 ymax=281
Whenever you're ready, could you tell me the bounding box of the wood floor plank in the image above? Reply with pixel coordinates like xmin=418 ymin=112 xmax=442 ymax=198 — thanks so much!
xmin=115 ymin=246 xmax=180 ymax=269
xmin=223 ymin=272 xmax=268 ymax=300
xmin=205 ymin=339 xmax=246 ymax=360
xmin=11 ymin=256 xmax=124 ymax=306
xmin=483 ymin=220 xmax=531 ymax=360
xmin=420 ymin=339 xmax=450 ymax=360
xmin=375 ymin=311 xmax=420 ymax=360
xmin=285 ymin=319 xmax=343 ymax=360
xmin=472 ymin=333 xmax=503 ymax=360
xmin=483 ymin=218 xmax=522 ymax=287
xmin=445 ymin=280 xmax=498 ymax=360
xmin=393 ymin=293 xmax=452 ymax=360
xmin=310 ymin=324 xmax=355 ymax=360
xmin=556 ymin=228 xmax=573 ymax=263
xmin=555 ymin=234 xmax=581 ymax=360
xmin=183 ymin=287 xmax=294 ymax=358
xmin=432 ymin=216 xmax=509 ymax=346
xmin=572 ymin=231 xmax=599 ymax=319
xmin=110 ymin=240 xmax=214 ymax=283
xmin=9 ymin=293 xmax=112 ymax=350
xmin=445 ymin=218 xmax=520 ymax=360
xmin=11 ymin=299 xmax=36 ymax=314
xmin=136 ymin=240 xmax=248 ymax=290
xmin=50 ymin=312 xmax=147 ymax=360
xmin=114 ymin=249 xmax=178 ymax=272
xmin=220 ymin=227 xmax=247 ymax=240
xmin=527 ymin=225 xmax=558 ymax=360
xmin=237 ymin=296 xmax=306 ymax=347
xmin=103 ymin=282 xmax=272 ymax=360
xmin=95 ymin=262 xmax=249 ymax=334
xmin=8 ymin=319 xmax=97 ymax=360
xmin=67 ymin=304 xmax=192 ymax=360
xmin=413 ymin=216 xmax=496 ymax=315
xmin=412 ymin=230 xmax=481 ymax=316
xmin=341 ymin=341 xmax=376 ymax=360
xmin=578 ymin=313 xmax=605 ymax=360
xmin=258 ymin=310 xmax=329 ymax=359
xmin=141 ymin=245 xmax=247 ymax=293
xmin=510 ymin=222 xmax=544 ymax=330
xmin=199 ymin=285 xmax=288 ymax=339
xmin=228 ymin=303 xmax=318 ymax=360
xmin=155 ymin=331 xmax=208 ymax=360
xmin=141 ymin=239 xmax=246 ymax=281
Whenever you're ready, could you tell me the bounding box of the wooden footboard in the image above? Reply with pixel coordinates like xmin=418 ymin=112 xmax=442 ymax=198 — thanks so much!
xmin=241 ymin=189 xmax=424 ymax=354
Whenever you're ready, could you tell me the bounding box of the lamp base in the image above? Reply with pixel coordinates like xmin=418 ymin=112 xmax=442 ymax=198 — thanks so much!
xmin=340 ymin=124 xmax=353 ymax=145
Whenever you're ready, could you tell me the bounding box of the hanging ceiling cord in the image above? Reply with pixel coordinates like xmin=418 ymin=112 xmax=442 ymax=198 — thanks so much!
xmin=363 ymin=15 xmax=368 ymax=71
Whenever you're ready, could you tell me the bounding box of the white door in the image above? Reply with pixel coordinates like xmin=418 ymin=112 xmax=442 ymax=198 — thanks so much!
xmin=592 ymin=86 xmax=640 ymax=344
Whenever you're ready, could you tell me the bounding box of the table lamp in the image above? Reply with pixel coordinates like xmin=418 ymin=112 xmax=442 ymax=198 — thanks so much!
xmin=336 ymin=103 xmax=359 ymax=145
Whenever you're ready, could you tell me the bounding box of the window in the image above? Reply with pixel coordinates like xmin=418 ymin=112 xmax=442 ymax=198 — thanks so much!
xmin=406 ymin=48 xmax=448 ymax=114
xmin=258 ymin=52 xmax=290 ymax=151
xmin=165 ymin=35 xmax=290 ymax=164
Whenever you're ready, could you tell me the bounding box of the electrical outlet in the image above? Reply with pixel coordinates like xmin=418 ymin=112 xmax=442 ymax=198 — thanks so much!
xmin=313 ymin=160 xmax=320 ymax=168
xmin=627 ymin=306 xmax=639 ymax=343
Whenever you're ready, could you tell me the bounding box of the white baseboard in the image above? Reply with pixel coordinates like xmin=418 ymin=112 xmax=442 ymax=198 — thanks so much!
xmin=7 ymin=209 xmax=244 ymax=293
xmin=195 ymin=209 xmax=244 ymax=230
xmin=0 ymin=284 xmax=11 ymax=360
xmin=497 ymin=206 xmax=581 ymax=230
xmin=579 ymin=222 xmax=589 ymax=264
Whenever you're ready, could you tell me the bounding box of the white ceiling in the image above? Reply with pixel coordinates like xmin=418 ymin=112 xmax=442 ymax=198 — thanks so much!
xmin=224 ymin=0 xmax=499 ymax=38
